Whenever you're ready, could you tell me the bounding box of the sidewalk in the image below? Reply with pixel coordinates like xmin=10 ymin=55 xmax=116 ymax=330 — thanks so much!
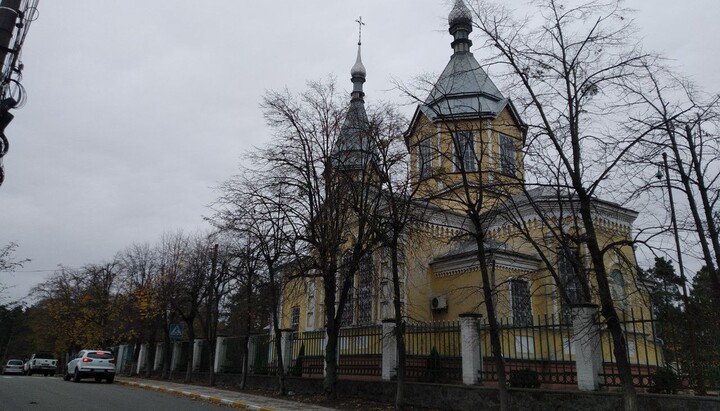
xmin=116 ymin=377 xmax=338 ymax=411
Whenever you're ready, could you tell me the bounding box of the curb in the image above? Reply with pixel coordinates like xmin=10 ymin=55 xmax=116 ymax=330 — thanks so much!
xmin=117 ymin=380 xmax=275 ymax=411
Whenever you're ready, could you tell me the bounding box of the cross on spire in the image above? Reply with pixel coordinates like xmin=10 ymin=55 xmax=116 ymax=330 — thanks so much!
xmin=355 ymin=16 xmax=365 ymax=46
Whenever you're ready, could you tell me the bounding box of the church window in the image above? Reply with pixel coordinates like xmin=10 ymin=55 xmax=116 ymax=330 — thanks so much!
xmin=340 ymin=253 xmax=355 ymax=326
xmin=453 ymin=131 xmax=476 ymax=172
xmin=499 ymin=133 xmax=516 ymax=175
xmin=290 ymin=306 xmax=300 ymax=331
xmin=357 ymin=254 xmax=373 ymax=325
xmin=418 ymin=137 xmax=432 ymax=179
xmin=558 ymin=248 xmax=583 ymax=324
xmin=510 ymin=278 xmax=532 ymax=326
xmin=610 ymin=269 xmax=625 ymax=303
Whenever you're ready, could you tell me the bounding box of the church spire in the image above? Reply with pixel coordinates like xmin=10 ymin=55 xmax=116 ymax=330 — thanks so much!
xmin=350 ymin=16 xmax=366 ymax=101
xmin=448 ymin=0 xmax=473 ymax=53
xmin=331 ymin=17 xmax=375 ymax=171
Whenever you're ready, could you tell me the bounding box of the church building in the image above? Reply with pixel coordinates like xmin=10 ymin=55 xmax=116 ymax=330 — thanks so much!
xmin=280 ymin=0 xmax=652 ymax=355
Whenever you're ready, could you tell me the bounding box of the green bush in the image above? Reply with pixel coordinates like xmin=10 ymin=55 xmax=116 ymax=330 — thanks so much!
xmin=290 ymin=344 xmax=305 ymax=377
xmin=420 ymin=347 xmax=442 ymax=382
xmin=648 ymin=367 xmax=680 ymax=394
xmin=509 ymin=368 xmax=541 ymax=388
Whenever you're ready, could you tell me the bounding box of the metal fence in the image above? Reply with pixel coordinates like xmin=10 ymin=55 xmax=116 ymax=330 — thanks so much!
xmin=599 ymin=308 xmax=682 ymax=390
xmin=404 ymin=320 xmax=462 ymax=383
xmin=480 ymin=315 xmax=576 ymax=386
xmin=337 ymin=325 xmax=383 ymax=377
xmin=288 ymin=330 xmax=325 ymax=376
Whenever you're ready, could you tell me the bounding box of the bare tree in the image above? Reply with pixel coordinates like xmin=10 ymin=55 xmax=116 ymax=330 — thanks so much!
xmin=624 ymin=64 xmax=720 ymax=312
xmin=211 ymin=174 xmax=291 ymax=393
xmin=466 ymin=0 xmax=660 ymax=408
xmin=368 ymin=103 xmax=420 ymax=410
xmin=255 ymin=77 xmax=386 ymax=396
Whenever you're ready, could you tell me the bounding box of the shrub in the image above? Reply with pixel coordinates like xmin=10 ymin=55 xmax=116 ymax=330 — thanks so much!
xmin=290 ymin=344 xmax=305 ymax=377
xmin=648 ymin=367 xmax=679 ymax=394
xmin=509 ymin=368 xmax=541 ymax=388
xmin=420 ymin=347 xmax=442 ymax=382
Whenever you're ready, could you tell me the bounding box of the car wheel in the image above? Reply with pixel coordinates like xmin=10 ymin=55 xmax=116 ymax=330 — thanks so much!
xmin=63 ymin=371 xmax=70 ymax=381
xmin=49 ymin=372 xmax=55 ymax=377
xmin=72 ymin=369 xmax=80 ymax=383
xmin=26 ymin=370 xmax=32 ymax=376
xmin=106 ymin=376 xmax=114 ymax=384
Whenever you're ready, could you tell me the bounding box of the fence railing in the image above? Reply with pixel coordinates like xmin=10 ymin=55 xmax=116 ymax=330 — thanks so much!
xmin=120 ymin=310 xmax=720 ymax=394
xmin=405 ymin=320 xmax=461 ymax=383
xmin=480 ymin=315 xmax=576 ymax=386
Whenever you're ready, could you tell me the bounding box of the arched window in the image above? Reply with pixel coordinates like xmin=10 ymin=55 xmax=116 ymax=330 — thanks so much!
xmin=418 ymin=137 xmax=432 ymax=179
xmin=610 ymin=269 xmax=625 ymax=303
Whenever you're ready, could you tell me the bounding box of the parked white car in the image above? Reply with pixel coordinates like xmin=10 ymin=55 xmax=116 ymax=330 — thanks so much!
xmin=64 ymin=350 xmax=115 ymax=383
xmin=2 ymin=359 xmax=24 ymax=375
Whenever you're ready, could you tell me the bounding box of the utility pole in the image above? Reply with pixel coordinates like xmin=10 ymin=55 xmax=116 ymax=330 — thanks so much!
xmin=0 ymin=0 xmax=39 ymax=186
xmin=662 ymin=152 xmax=704 ymax=394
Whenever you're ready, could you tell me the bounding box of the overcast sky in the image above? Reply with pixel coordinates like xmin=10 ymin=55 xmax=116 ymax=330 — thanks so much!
xmin=1 ymin=0 xmax=718 ymax=303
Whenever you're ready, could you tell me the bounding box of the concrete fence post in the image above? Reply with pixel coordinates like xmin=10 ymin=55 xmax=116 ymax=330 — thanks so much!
xmin=115 ymin=344 xmax=128 ymax=373
xmin=382 ymin=319 xmax=397 ymax=381
xmin=247 ymin=335 xmax=257 ymax=374
xmin=170 ymin=342 xmax=181 ymax=371
xmin=136 ymin=343 xmax=147 ymax=375
xmin=214 ymin=337 xmax=226 ymax=373
xmin=192 ymin=339 xmax=203 ymax=372
xmin=280 ymin=329 xmax=294 ymax=373
xmin=572 ymin=304 xmax=603 ymax=391
xmin=460 ymin=313 xmax=482 ymax=385
xmin=153 ymin=342 xmax=164 ymax=371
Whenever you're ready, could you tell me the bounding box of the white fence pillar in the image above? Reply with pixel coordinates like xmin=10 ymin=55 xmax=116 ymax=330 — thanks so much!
xmin=247 ymin=336 xmax=257 ymax=374
xmin=572 ymin=304 xmax=603 ymax=391
xmin=136 ymin=343 xmax=148 ymax=375
xmin=280 ymin=330 xmax=293 ymax=373
xmin=115 ymin=344 xmax=128 ymax=373
xmin=153 ymin=342 xmax=164 ymax=371
xmin=214 ymin=337 xmax=227 ymax=373
xmin=170 ymin=342 xmax=181 ymax=371
xmin=382 ymin=319 xmax=397 ymax=381
xmin=460 ymin=313 xmax=482 ymax=385
xmin=192 ymin=339 xmax=203 ymax=372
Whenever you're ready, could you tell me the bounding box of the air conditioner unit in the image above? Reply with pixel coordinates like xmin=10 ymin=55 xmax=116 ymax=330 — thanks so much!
xmin=431 ymin=295 xmax=448 ymax=311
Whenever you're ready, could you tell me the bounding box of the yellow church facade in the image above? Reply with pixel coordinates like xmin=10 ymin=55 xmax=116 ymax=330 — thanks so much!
xmin=279 ymin=0 xmax=660 ymax=376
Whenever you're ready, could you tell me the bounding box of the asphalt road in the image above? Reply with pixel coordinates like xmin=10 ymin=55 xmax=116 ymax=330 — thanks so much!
xmin=0 ymin=374 xmax=229 ymax=411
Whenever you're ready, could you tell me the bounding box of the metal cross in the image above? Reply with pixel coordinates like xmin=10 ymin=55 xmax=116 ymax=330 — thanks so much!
xmin=355 ymin=16 xmax=365 ymax=45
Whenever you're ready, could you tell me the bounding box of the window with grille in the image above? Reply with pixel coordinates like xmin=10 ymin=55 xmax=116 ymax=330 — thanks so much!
xmin=453 ymin=131 xmax=476 ymax=172
xmin=340 ymin=253 xmax=355 ymax=326
xmin=558 ymin=248 xmax=583 ymax=324
xmin=290 ymin=306 xmax=300 ymax=331
xmin=510 ymin=278 xmax=532 ymax=326
xmin=499 ymin=133 xmax=516 ymax=175
xmin=357 ymin=254 xmax=373 ymax=325
xmin=418 ymin=137 xmax=432 ymax=179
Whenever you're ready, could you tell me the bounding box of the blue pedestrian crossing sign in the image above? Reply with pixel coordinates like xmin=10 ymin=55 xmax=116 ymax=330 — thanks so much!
xmin=169 ymin=323 xmax=183 ymax=340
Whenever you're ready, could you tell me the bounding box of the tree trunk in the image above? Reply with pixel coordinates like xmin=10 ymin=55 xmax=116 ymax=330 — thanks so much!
xmin=391 ymin=240 xmax=406 ymax=410
xmin=144 ymin=338 xmax=155 ymax=378
xmin=269 ymin=267 xmax=286 ymax=395
xmin=323 ymin=322 xmax=338 ymax=397
xmin=184 ymin=321 xmax=194 ymax=383
xmin=578 ymin=194 xmax=638 ymax=410
xmin=239 ymin=334 xmax=249 ymax=390
xmin=208 ymin=339 xmax=216 ymax=386
xmin=474 ymin=237 xmax=509 ymax=411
